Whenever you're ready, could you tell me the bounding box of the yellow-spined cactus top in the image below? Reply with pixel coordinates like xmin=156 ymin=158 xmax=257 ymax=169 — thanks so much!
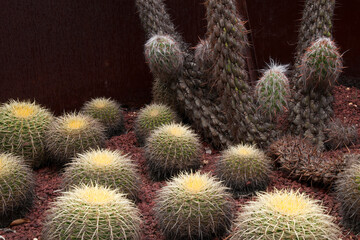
xmin=74 ymin=185 xmax=116 ymax=205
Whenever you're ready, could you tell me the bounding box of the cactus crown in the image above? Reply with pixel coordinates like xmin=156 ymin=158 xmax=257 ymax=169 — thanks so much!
xmin=181 ymin=172 xmax=208 ymax=193
xmin=85 ymin=149 xmax=115 ymax=167
xmin=65 ymin=116 xmax=87 ymax=131
xmin=10 ymin=102 xmax=37 ymax=119
xmin=74 ymin=184 xmax=116 ymax=205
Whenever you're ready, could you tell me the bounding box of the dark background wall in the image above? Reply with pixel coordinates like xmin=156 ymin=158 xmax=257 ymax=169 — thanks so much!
xmin=0 ymin=0 xmax=358 ymax=113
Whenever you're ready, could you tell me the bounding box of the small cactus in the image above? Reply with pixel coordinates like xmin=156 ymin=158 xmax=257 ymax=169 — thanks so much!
xmin=301 ymin=37 xmax=342 ymax=91
xmin=255 ymin=62 xmax=290 ymax=120
xmin=216 ymin=144 xmax=271 ymax=196
xmin=335 ymin=155 xmax=360 ymax=233
xmin=155 ymin=171 xmax=234 ymax=239
xmin=144 ymin=34 xmax=184 ymax=78
xmin=42 ymin=184 xmax=142 ymax=240
xmin=325 ymin=119 xmax=358 ymax=150
xmin=45 ymin=113 xmax=106 ymax=164
xmin=194 ymin=39 xmax=214 ymax=72
xmin=135 ymin=103 xmax=178 ymax=145
xmin=0 ymin=100 xmax=53 ymax=168
xmin=81 ymin=97 xmax=125 ymax=138
xmin=145 ymin=123 xmax=201 ymax=179
xmin=62 ymin=148 xmax=140 ymax=201
xmin=0 ymin=152 xmax=35 ymax=227
xmin=230 ymin=189 xmax=340 ymax=240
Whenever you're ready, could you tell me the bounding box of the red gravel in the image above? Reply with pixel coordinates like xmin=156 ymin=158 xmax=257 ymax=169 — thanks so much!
xmin=1 ymin=85 xmax=360 ymax=240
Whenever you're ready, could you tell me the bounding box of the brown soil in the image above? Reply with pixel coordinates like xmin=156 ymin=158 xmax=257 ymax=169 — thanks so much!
xmin=1 ymin=85 xmax=360 ymax=240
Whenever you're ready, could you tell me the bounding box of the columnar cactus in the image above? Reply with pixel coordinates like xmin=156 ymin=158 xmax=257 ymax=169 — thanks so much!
xmin=216 ymin=144 xmax=271 ymax=195
xmin=42 ymin=184 xmax=142 ymax=240
xmin=81 ymin=97 xmax=125 ymax=138
xmin=0 ymin=100 xmax=53 ymax=168
xmin=289 ymin=38 xmax=343 ymax=150
xmin=335 ymin=155 xmax=360 ymax=233
xmin=134 ymin=103 xmax=178 ymax=145
xmin=145 ymin=123 xmax=201 ymax=179
xmin=45 ymin=113 xmax=106 ymax=164
xmin=230 ymin=189 xmax=341 ymax=239
xmin=62 ymin=149 xmax=140 ymax=200
xmin=0 ymin=153 xmax=35 ymax=227
xmin=255 ymin=63 xmax=290 ymax=120
xmin=155 ymin=172 xmax=234 ymax=239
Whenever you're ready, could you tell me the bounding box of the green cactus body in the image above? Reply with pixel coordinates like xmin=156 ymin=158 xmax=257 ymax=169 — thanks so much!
xmin=81 ymin=97 xmax=125 ymax=138
xmin=145 ymin=123 xmax=201 ymax=179
xmin=62 ymin=149 xmax=140 ymax=201
xmin=335 ymin=155 xmax=360 ymax=233
xmin=135 ymin=103 xmax=178 ymax=145
xmin=230 ymin=189 xmax=340 ymax=240
xmin=0 ymin=100 xmax=53 ymax=168
xmin=216 ymin=144 xmax=271 ymax=195
xmin=255 ymin=63 xmax=290 ymax=120
xmin=42 ymin=184 xmax=142 ymax=240
xmin=289 ymin=38 xmax=342 ymax=150
xmin=155 ymin=171 xmax=234 ymax=239
xmin=0 ymin=153 xmax=35 ymax=227
xmin=45 ymin=113 xmax=106 ymax=164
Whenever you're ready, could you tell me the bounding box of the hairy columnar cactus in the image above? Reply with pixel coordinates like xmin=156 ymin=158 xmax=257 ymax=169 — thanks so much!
xmin=155 ymin=171 xmax=234 ymax=239
xmin=81 ymin=97 xmax=125 ymax=138
xmin=0 ymin=153 xmax=35 ymax=227
xmin=255 ymin=63 xmax=290 ymax=120
xmin=0 ymin=100 xmax=53 ymax=168
xmin=42 ymin=184 xmax=142 ymax=240
xmin=288 ymin=38 xmax=343 ymax=150
xmin=62 ymin=149 xmax=140 ymax=201
xmin=230 ymin=189 xmax=341 ymax=239
xmin=45 ymin=113 xmax=106 ymax=164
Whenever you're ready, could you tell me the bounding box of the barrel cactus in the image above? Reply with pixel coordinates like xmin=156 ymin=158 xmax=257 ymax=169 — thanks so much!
xmin=0 ymin=100 xmax=53 ymax=168
xmin=230 ymin=189 xmax=340 ymax=240
xmin=216 ymin=144 xmax=271 ymax=196
xmin=145 ymin=123 xmax=201 ymax=179
xmin=135 ymin=103 xmax=178 ymax=145
xmin=45 ymin=113 xmax=106 ymax=164
xmin=335 ymin=155 xmax=360 ymax=233
xmin=62 ymin=148 xmax=140 ymax=201
xmin=255 ymin=63 xmax=290 ymax=120
xmin=155 ymin=171 xmax=234 ymax=239
xmin=42 ymin=184 xmax=142 ymax=240
xmin=81 ymin=97 xmax=125 ymax=138
xmin=0 ymin=152 xmax=35 ymax=227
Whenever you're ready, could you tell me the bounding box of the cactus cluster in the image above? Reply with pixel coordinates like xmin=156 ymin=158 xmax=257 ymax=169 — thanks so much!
xmin=155 ymin=171 xmax=234 ymax=239
xmin=230 ymin=189 xmax=340 ymax=240
xmin=81 ymin=97 xmax=125 ymax=138
xmin=269 ymin=135 xmax=346 ymax=186
xmin=325 ymin=119 xmax=358 ymax=150
xmin=43 ymin=184 xmax=142 ymax=240
xmin=0 ymin=100 xmax=53 ymax=168
xmin=62 ymin=149 xmax=140 ymax=200
xmin=45 ymin=113 xmax=106 ymax=164
xmin=135 ymin=103 xmax=178 ymax=145
xmin=255 ymin=63 xmax=290 ymax=120
xmin=216 ymin=144 xmax=271 ymax=195
xmin=0 ymin=153 xmax=35 ymax=227
xmin=335 ymin=154 xmax=360 ymax=233
xmin=145 ymin=123 xmax=201 ymax=179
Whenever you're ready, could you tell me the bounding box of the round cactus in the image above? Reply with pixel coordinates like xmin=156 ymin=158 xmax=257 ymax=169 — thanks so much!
xmin=215 ymin=144 xmax=271 ymax=196
xmin=0 ymin=152 xmax=35 ymax=227
xmin=155 ymin=171 xmax=234 ymax=239
xmin=0 ymin=100 xmax=53 ymax=168
xmin=62 ymin=148 xmax=140 ymax=200
xmin=325 ymin=119 xmax=358 ymax=150
xmin=335 ymin=156 xmax=360 ymax=233
xmin=42 ymin=184 xmax=142 ymax=240
xmin=230 ymin=189 xmax=340 ymax=240
xmin=145 ymin=123 xmax=201 ymax=179
xmin=301 ymin=37 xmax=342 ymax=90
xmin=45 ymin=113 xmax=106 ymax=164
xmin=144 ymin=34 xmax=184 ymax=77
xmin=81 ymin=97 xmax=125 ymax=138
xmin=255 ymin=62 xmax=290 ymax=120
xmin=135 ymin=103 xmax=178 ymax=145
